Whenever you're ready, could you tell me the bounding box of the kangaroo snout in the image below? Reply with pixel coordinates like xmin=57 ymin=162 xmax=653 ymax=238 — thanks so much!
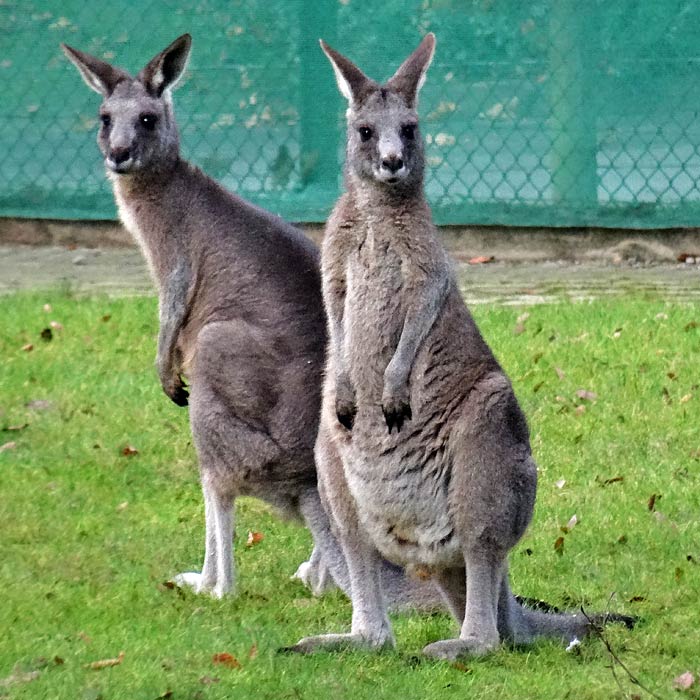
xmin=106 ymin=146 xmax=134 ymax=173
xmin=111 ymin=147 xmax=131 ymax=164
xmin=381 ymin=155 xmax=404 ymax=173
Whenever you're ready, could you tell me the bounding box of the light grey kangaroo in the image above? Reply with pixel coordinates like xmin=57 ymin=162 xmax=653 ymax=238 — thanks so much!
xmin=61 ymin=34 xmax=438 ymax=606
xmin=292 ymin=34 xmax=633 ymax=659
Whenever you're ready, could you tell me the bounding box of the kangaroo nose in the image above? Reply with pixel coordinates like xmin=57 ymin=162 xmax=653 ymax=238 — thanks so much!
xmin=382 ymin=156 xmax=404 ymax=173
xmin=111 ymin=147 xmax=131 ymax=164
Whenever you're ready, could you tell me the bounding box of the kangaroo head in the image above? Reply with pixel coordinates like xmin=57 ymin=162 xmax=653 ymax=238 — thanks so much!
xmin=62 ymin=34 xmax=191 ymax=176
xmin=320 ymin=34 xmax=435 ymax=190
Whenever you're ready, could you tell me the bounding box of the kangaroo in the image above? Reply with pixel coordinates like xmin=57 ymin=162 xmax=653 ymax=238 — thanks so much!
xmin=292 ymin=34 xmax=633 ymax=659
xmin=61 ymin=34 xmax=439 ymax=607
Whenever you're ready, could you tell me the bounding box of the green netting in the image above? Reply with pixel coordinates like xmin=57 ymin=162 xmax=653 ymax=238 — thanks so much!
xmin=3 ymin=1 xmax=700 ymax=227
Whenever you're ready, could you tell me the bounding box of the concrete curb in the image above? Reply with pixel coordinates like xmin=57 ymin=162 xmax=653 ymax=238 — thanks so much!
xmin=2 ymin=217 xmax=700 ymax=264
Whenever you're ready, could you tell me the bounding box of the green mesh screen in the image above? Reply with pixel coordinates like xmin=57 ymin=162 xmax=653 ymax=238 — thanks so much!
xmin=2 ymin=1 xmax=700 ymax=227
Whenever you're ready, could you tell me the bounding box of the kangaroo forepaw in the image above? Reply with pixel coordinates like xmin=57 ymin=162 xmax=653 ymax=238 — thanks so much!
xmin=382 ymin=400 xmax=412 ymax=434
xmin=284 ymin=632 xmax=394 ymax=655
xmin=422 ymin=636 xmax=498 ymax=661
xmin=336 ymin=401 xmax=357 ymax=431
xmin=161 ymin=374 xmax=189 ymax=407
xmin=170 ymin=383 xmax=189 ymax=407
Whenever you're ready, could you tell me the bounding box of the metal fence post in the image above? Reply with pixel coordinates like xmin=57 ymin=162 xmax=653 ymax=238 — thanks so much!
xmin=298 ymin=1 xmax=340 ymax=216
xmin=548 ymin=0 xmax=599 ymax=213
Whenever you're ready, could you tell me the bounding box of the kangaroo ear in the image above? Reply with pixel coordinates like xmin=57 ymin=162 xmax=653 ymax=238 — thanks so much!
xmin=319 ymin=39 xmax=374 ymax=105
xmin=139 ymin=33 xmax=192 ymax=97
xmin=387 ymin=33 xmax=436 ymax=107
xmin=61 ymin=44 xmax=128 ymax=96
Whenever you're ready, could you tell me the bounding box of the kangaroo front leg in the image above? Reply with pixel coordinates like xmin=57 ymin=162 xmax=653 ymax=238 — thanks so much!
xmin=382 ymin=270 xmax=448 ymax=433
xmin=423 ymin=554 xmax=502 ymax=660
xmin=157 ymin=259 xmax=192 ymax=406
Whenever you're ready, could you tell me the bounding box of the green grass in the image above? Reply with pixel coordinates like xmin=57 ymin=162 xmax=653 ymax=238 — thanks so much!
xmin=1 ymin=290 xmax=698 ymax=700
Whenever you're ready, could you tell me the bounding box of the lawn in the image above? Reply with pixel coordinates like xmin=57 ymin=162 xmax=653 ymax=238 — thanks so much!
xmin=1 ymin=290 xmax=698 ymax=700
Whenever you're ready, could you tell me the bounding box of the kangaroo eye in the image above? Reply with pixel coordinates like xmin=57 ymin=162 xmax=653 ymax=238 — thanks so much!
xmin=140 ymin=113 xmax=158 ymax=130
xmin=401 ymin=124 xmax=416 ymax=140
xmin=358 ymin=126 xmax=373 ymax=142
xmin=100 ymin=114 xmax=111 ymax=128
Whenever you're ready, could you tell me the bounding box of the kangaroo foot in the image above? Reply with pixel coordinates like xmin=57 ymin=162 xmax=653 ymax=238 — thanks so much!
xmin=422 ymin=636 xmax=499 ymax=661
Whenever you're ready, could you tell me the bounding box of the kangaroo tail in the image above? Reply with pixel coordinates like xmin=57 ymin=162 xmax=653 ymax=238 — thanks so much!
xmin=501 ymin=582 xmax=636 ymax=645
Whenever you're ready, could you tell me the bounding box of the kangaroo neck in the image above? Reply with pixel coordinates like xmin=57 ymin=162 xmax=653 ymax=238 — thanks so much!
xmin=346 ymin=174 xmax=432 ymax=234
xmin=347 ymin=173 xmax=427 ymax=214
xmin=110 ymin=157 xmax=187 ymax=284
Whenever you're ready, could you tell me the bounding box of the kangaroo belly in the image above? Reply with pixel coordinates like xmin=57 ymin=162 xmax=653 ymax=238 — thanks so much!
xmin=340 ymin=434 xmax=462 ymax=569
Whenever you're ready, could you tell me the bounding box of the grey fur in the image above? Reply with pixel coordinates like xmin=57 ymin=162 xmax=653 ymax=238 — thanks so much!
xmin=293 ymin=34 xmax=633 ymax=658
xmin=61 ymin=35 xmax=441 ymax=607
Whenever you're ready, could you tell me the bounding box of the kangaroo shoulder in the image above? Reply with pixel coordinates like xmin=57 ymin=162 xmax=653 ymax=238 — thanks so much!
xmin=322 ymin=194 xmax=360 ymax=266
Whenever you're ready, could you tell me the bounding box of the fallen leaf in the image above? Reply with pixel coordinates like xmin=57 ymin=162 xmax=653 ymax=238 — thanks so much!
xmin=121 ymin=445 xmax=139 ymax=457
xmin=575 ymin=389 xmax=597 ymax=401
xmin=0 ymin=441 xmax=17 ymax=452
xmin=612 ymin=327 xmax=623 ymax=338
xmin=574 ymin=405 xmax=586 ymax=416
xmin=451 ymin=662 xmax=471 ymax=673
xmin=43 ymin=303 xmax=52 ymax=312
xmin=3 ymin=423 xmax=28 ymax=432
xmin=49 ymin=321 xmax=63 ymax=331
xmin=675 ymin=567 xmax=684 ymax=582
xmin=26 ymin=399 xmax=52 ymax=411
xmin=673 ymin=671 xmax=695 ymax=690
xmin=597 ymin=475 xmax=624 ymax=486
xmin=101 ymin=314 xmax=112 ymax=322
xmin=22 ymin=343 xmax=34 ymax=352
xmin=40 ymin=327 xmax=53 ymax=341
xmin=200 ymin=676 xmax=220 ymax=685
xmin=246 ymin=531 xmax=264 ymax=547
xmin=667 ymin=372 xmax=677 ymax=380
xmin=468 ymin=255 xmax=495 ymax=265
xmin=555 ymin=479 xmax=566 ymax=489
xmin=648 ymin=493 xmax=661 ymax=511
xmin=212 ymin=653 xmax=241 ymax=669
xmin=561 ymin=514 xmax=578 ymax=533
xmin=116 ymin=501 xmax=129 ymax=512
xmin=565 ymin=637 xmax=581 ymax=652
xmin=85 ymin=651 xmax=124 ymax=670
xmin=78 ymin=631 xmax=93 ymax=644
xmin=554 ymin=536 xmax=565 ymax=556
xmin=0 ymin=668 xmax=40 ymax=688
xmin=680 ymin=393 xmax=692 ymax=403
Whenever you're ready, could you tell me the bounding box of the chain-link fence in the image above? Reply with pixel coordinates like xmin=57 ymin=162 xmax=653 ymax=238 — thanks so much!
xmin=3 ymin=1 xmax=700 ymax=227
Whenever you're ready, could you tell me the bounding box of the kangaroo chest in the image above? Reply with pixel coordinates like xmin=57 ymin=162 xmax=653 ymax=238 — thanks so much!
xmin=343 ymin=228 xmax=407 ymax=393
